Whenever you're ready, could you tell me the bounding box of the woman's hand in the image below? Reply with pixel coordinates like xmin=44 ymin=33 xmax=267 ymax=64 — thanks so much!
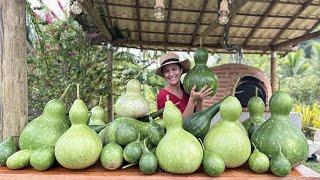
xmin=189 ymin=85 xmax=213 ymax=103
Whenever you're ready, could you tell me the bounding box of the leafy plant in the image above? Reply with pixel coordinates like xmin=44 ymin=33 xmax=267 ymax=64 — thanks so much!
xmin=294 ymin=103 xmax=320 ymax=129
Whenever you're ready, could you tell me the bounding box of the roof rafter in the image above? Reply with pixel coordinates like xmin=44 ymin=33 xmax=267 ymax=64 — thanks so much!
xmin=192 ymin=0 xmax=249 ymax=46
xmin=164 ymin=0 xmax=173 ymax=51
xmin=191 ymin=0 xmax=209 ymax=45
xmin=103 ymin=0 xmax=114 ymax=37
xmin=269 ymin=0 xmax=313 ymax=45
xmin=135 ymin=0 xmax=142 ymax=50
xmin=307 ymin=20 xmax=320 ymax=34
xmin=272 ymin=30 xmax=320 ymax=49
xmin=243 ymin=0 xmax=278 ymax=46
xmin=80 ymin=0 xmax=112 ymax=40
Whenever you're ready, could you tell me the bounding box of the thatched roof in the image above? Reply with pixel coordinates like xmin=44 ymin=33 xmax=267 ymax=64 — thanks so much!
xmin=76 ymin=0 xmax=320 ymax=54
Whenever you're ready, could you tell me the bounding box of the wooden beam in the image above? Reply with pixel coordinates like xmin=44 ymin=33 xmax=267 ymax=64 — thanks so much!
xmin=270 ymin=51 xmax=277 ymax=93
xmin=135 ymin=0 xmax=142 ymax=50
xmin=103 ymin=0 xmax=114 ymax=35
xmin=269 ymin=0 xmax=313 ymax=45
xmin=272 ymin=30 xmax=320 ymax=49
xmin=190 ymin=0 xmax=208 ymax=45
xmin=106 ymin=44 xmax=114 ymax=122
xmin=243 ymin=0 xmax=278 ymax=46
xmin=0 ymin=0 xmax=28 ymax=141
xmin=80 ymin=0 xmax=112 ymax=40
xmin=107 ymin=16 xmax=312 ymax=31
xmin=193 ymin=0 xmax=249 ymax=46
xmin=101 ymin=2 xmax=320 ymax=14
xmin=307 ymin=19 xmax=320 ymax=34
xmin=164 ymin=0 xmax=173 ymax=50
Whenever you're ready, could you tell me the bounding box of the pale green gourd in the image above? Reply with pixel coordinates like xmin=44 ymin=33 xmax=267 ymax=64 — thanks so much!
xmin=55 ymin=84 xmax=102 ymax=169
xmin=156 ymin=98 xmax=203 ymax=174
xmin=89 ymin=96 xmax=108 ymax=126
xmin=204 ymin=80 xmax=251 ymax=168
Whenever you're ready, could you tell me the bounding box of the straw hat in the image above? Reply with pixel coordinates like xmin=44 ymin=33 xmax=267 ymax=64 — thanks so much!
xmin=156 ymin=52 xmax=191 ymax=77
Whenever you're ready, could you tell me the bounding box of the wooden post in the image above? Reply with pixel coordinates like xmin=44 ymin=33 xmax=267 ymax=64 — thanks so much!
xmin=0 ymin=1 xmax=28 ymax=141
xmin=106 ymin=43 xmax=114 ymax=121
xmin=270 ymin=51 xmax=277 ymax=93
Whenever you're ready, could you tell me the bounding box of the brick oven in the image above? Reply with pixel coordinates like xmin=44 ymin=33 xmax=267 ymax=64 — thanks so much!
xmin=205 ymin=63 xmax=272 ymax=111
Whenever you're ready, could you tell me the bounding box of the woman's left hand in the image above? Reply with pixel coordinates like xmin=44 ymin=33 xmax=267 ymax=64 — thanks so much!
xmin=189 ymin=85 xmax=213 ymax=103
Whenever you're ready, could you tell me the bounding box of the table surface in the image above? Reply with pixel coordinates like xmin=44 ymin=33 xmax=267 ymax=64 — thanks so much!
xmin=0 ymin=163 xmax=308 ymax=180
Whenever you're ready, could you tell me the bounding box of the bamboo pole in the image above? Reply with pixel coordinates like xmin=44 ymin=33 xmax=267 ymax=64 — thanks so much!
xmin=106 ymin=43 xmax=114 ymax=121
xmin=270 ymin=51 xmax=277 ymax=93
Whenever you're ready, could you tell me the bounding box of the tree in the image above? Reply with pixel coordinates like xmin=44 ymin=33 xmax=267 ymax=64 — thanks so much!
xmin=279 ymin=50 xmax=309 ymax=77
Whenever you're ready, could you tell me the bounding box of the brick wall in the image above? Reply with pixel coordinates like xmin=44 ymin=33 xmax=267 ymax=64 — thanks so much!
xmin=202 ymin=63 xmax=272 ymax=111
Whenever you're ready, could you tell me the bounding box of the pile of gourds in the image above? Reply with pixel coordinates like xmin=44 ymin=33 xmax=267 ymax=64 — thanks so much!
xmin=0 ymin=48 xmax=309 ymax=177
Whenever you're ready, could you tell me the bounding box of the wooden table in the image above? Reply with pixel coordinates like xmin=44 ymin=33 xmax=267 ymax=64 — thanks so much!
xmin=0 ymin=163 xmax=310 ymax=180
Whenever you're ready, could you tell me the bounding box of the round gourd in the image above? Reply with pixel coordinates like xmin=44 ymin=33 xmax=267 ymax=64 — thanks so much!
xmin=115 ymin=124 xmax=138 ymax=146
xmin=30 ymin=146 xmax=55 ymax=171
xmin=115 ymin=79 xmax=149 ymax=118
xmin=201 ymin=140 xmax=225 ymax=176
xmin=123 ymin=138 xmax=142 ymax=164
xmin=156 ymin=99 xmax=203 ymax=174
xmin=139 ymin=140 xmax=158 ymax=175
xmin=270 ymin=142 xmax=292 ymax=177
xmin=251 ymin=91 xmax=308 ymax=167
xmin=147 ymin=119 xmax=165 ymax=146
xmin=183 ymin=48 xmax=218 ymax=95
xmin=248 ymin=144 xmax=269 ymax=173
xmin=204 ymin=96 xmax=251 ymax=168
xmin=100 ymin=143 xmax=123 ymax=170
xmin=55 ymin=85 xmax=102 ymax=169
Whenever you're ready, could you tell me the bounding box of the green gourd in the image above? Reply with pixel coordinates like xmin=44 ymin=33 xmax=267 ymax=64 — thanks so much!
xmin=100 ymin=143 xmax=123 ymax=170
xmin=248 ymin=143 xmax=269 ymax=173
xmin=147 ymin=117 xmax=165 ymax=146
xmin=156 ymin=98 xmax=203 ymax=174
xmin=200 ymin=139 xmax=225 ymax=176
xmin=183 ymin=99 xmax=223 ymax=140
xmin=6 ymin=150 xmax=33 ymax=170
xmin=123 ymin=136 xmax=142 ymax=164
xmin=30 ymin=146 xmax=55 ymax=171
xmin=0 ymin=136 xmax=17 ymax=165
xmin=242 ymin=88 xmax=265 ymax=137
xmin=19 ymin=85 xmax=71 ymax=150
xmin=89 ymin=96 xmax=108 ymax=126
xmin=139 ymin=139 xmax=158 ymax=175
xmin=115 ymin=124 xmax=139 ymax=146
xmin=251 ymin=90 xmax=308 ymax=166
xmin=104 ymin=117 xmax=149 ymax=144
xmin=55 ymin=84 xmax=102 ymax=169
xmin=183 ymin=48 xmax=218 ymax=95
xmin=270 ymin=141 xmax=292 ymax=177
xmin=115 ymin=79 xmax=149 ymax=118
xmin=204 ymin=82 xmax=251 ymax=168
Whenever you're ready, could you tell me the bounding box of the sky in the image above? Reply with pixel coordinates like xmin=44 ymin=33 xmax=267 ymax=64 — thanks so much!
xmin=28 ymin=0 xmax=69 ymax=19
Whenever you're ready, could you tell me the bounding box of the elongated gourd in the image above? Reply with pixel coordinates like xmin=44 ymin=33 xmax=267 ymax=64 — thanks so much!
xmin=156 ymin=98 xmax=203 ymax=174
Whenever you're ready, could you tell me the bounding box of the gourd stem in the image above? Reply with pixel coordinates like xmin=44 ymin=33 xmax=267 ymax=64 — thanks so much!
xmin=143 ymin=138 xmax=150 ymax=153
xmin=76 ymin=83 xmax=80 ymax=99
xmin=252 ymin=142 xmax=258 ymax=151
xmin=59 ymin=84 xmax=71 ymax=100
xmin=198 ymin=138 xmax=205 ymax=151
xmin=276 ymin=140 xmax=282 ymax=153
xmin=232 ymin=77 xmax=241 ymax=96
xmin=99 ymin=96 xmax=102 ymax=107
xmin=122 ymin=163 xmax=136 ymax=169
xmin=255 ymin=87 xmax=258 ymax=97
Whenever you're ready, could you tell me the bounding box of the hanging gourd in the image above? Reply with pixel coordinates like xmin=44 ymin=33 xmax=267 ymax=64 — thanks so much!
xmin=156 ymin=97 xmax=203 ymax=174
xmin=251 ymin=90 xmax=308 ymax=167
xmin=183 ymin=48 xmax=218 ymax=95
xmin=115 ymin=79 xmax=150 ymax=118
xmin=203 ymin=78 xmax=251 ymax=168
xmin=55 ymin=84 xmax=102 ymax=169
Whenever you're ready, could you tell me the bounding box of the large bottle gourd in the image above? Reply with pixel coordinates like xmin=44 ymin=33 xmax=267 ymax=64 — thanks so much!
xmin=156 ymin=98 xmax=203 ymax=174
xmin=204 ymin=96 xmax=251 ymax=168
xmin=19 ymin=85 xmax=71 ymax=150
xmin=251 ymin=90 xmax=308 ymax=166
xmin=55 ymin=84 xmax=102 ymax=169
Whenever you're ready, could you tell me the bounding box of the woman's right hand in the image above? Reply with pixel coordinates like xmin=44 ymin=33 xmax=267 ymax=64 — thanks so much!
xmin=189 ymin=85 xmax=213 ymax=103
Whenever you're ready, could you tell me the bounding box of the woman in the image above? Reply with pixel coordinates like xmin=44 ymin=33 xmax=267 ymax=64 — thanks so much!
xmin=156 ymin=52 xmax=213 ymax=120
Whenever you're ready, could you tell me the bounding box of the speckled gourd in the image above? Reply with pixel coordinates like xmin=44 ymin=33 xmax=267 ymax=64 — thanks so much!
xmin=251 ymin=90 xmax=308 ymax=167
xmin=156 ymin=98 xmax=203 ymax=174
xmin=55 ymin=84 xmax=102 ymax=169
